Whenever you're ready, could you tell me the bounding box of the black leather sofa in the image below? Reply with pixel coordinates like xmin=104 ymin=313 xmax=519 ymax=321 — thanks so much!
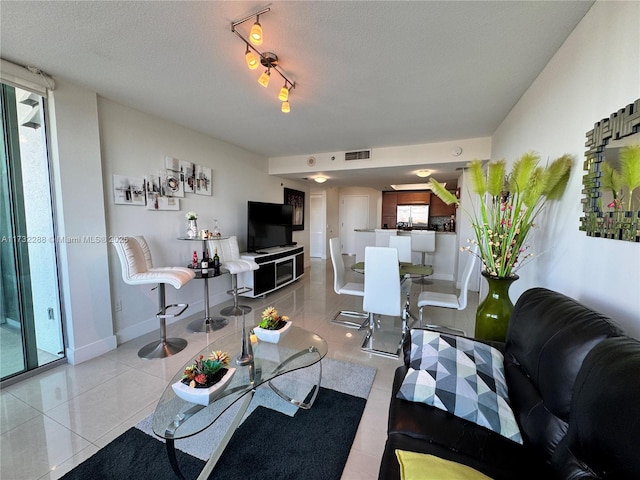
xmin=378 ymin=287 xmax=640 ymax=479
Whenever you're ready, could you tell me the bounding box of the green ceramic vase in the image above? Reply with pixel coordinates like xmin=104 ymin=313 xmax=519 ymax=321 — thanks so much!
xmin=475 ymin=272 xmax=519 ymax=342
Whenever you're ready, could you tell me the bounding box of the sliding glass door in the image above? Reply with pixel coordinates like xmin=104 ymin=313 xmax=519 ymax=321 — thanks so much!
xmin=1 ymin=82 xmax=64 ymax=381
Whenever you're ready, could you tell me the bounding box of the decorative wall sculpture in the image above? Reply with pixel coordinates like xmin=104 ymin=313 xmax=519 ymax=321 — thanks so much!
xmin=580 ymin=98 xmax=640 ymax=242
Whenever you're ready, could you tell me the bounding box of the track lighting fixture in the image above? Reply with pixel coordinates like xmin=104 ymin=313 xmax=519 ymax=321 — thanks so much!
xmin=231 ymin=7 xmax=297 ymax=113
xmin=245 ymin=45 xmax=258 ymax=70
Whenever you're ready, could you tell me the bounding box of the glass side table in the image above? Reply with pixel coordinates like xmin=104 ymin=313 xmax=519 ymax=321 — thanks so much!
xmin=178 ymin=236 xmax=228 ymax=333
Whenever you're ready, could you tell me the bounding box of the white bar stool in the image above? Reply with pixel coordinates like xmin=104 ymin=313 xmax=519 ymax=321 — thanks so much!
xmin=111 ymin=236 xmax=195 ymax=359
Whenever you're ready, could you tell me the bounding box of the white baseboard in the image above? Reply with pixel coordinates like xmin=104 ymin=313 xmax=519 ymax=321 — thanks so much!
xmin=66 ymin=335 xmax=117 ymax=365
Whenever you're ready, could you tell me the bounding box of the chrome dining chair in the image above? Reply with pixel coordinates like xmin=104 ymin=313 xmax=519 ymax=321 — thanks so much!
xmin=416 ymin=244 xmax=479 ymax=336
xmin=329 ymin=237 xmax=368 ymax=328
xmin=361 ymin=246 xmax=403 ymax=358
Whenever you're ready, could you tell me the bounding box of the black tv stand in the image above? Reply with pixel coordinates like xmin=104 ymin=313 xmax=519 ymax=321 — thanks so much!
xmin=239 ymin=245 xmax=304 ymax=298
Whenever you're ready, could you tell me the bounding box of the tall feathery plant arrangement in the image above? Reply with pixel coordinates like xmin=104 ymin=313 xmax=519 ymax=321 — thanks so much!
xmin=429 ymin=152 xmax=573 ymax=278
xmin=619 ymin=144 xmax=640 ymax=211
xmin=601 ymin=144 xmax=640 ymax=211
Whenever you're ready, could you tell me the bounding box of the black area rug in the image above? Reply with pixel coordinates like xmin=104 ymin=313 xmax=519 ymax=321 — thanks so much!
xmin=61 ymin=387 xmax=366 ymax=480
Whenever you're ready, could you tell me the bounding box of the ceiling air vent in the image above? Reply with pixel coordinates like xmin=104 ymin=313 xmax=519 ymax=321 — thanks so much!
xmin=345 ymin=150 xmax=371 ymax=161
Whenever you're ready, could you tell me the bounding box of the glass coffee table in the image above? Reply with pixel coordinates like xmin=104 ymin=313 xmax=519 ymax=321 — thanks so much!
xmin=152 ymin=326 xmax=328 ymax=480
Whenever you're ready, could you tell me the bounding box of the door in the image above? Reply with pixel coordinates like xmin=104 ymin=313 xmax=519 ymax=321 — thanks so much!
xmin=309 ymin=193 xmax=325 ymax=258
xmin=339 ymin=195 xmax=369 ymax=255
xmin=1 ymin=83 xmax=64 ymax=381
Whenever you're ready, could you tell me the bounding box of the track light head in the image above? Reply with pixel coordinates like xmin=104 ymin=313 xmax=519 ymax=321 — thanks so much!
xmin=258 ymin=69 xmax=271 ymax=88
xmin=281 ymin=101 xmax=290 ymax=113
xmin=245 ymin=46 xmax=259 ymax=70
xmin=250 ymin=16 xmax=263 ymax=45
xmin=278 ymin=83 xmax=289 ymax=102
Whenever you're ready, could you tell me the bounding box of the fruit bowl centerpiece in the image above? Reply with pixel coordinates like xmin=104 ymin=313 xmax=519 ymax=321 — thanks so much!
xmin=253 ymin=306 xmax=292 ymax=343
xmin=171 ymin=350 xmax=235 ymax=406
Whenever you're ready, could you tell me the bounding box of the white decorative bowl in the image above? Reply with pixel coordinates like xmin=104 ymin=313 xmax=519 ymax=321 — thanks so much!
xmin=253 ymin=321 xmax=292 ymax=343
xmin=171 ymin=367 xmax=235 ymax=406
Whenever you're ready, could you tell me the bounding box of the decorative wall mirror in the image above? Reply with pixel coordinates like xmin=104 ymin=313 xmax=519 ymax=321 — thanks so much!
xmin=580 ymin=98 xmax=640 ymax=242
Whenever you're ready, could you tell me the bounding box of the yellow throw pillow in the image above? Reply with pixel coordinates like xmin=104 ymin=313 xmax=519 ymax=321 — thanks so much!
xmin=395 ymin=450 xmax=493 ymax=480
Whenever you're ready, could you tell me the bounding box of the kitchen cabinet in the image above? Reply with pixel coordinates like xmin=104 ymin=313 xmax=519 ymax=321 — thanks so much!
xmin=429 ymin=193 xmax=457 ymax=217
xmin=381 ymin=192 xmax=397 ymax=229
xmin=397 ymin=191 xmax=430 ymax=204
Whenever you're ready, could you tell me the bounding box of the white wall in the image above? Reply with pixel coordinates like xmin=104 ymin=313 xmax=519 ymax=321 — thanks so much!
xmin=48 ymin=81 xmax=117 ymax=364
xmin=491 ymin=1 xmax=640 ymax=338
xmin=47 ymin=79 xmax=308 ymax=362
xmin=97 ymin=97 xmax=308 ymax=344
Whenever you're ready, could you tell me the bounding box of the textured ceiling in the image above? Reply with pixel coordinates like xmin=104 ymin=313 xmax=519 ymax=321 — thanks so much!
xmin=0 ymin=1 xmax=593 ymax=188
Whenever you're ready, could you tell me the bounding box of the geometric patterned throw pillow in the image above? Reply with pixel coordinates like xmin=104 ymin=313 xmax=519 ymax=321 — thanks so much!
xmin=396 ymin=329 xmax=522 ymax=444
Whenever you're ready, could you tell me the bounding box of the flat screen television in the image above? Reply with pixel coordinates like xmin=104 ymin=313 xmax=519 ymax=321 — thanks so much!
xmin=247 ymin=201 xmax=294 ymax=252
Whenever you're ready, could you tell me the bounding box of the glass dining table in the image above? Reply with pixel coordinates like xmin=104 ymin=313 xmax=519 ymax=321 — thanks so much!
xmin=152 ymin=326 xmax=328 ymax=480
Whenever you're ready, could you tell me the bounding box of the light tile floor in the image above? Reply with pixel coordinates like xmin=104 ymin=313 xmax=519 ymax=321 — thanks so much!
xmin=0 ymin=256 xmax=478 ymax=480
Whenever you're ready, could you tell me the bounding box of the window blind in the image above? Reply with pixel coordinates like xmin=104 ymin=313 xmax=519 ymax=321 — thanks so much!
xmin=0 ymin=59 xmax=55 ymax=96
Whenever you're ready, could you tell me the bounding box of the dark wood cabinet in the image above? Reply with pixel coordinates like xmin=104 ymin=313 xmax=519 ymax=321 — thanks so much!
xmin=397 ymin=191 xmax=430 ymax=204
xmin=429 ymin=194 xmax=457 ymax=217
xmin=381 ymin=192 xmax=397 ymax=228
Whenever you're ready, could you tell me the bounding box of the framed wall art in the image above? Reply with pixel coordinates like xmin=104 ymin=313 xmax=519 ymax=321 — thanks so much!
xmin=113 ymin=174 xmax=146 ymax=206
xmin=284 ymin=187 xmax=305 ymax=231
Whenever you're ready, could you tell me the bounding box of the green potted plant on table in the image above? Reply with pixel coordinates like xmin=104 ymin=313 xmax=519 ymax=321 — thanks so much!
xmin=171 ymin=350 xmax=235 ymax=405
xmin=429 ymin=152 xmax=572 ymax=341
xmin=253 ymin=306 xmax=292 ymax=343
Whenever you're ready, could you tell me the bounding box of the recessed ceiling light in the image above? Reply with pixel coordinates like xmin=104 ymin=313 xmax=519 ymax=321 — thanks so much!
xmin=314 ymin=176 xmax=327 ymax=183
xmin=415 ymin=169 xmax=431 ymax=178
xmin=389 ymin=182 xmax=445 ymax=191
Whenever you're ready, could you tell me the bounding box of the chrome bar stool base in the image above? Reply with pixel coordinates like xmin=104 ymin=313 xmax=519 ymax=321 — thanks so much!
xmin=220 ymin=277 xmax=253 ymax=317
xmin=188 ymin=316 xmax=228 ymax=333
xmin=138 ymin=286 xmax=190 ymax=359
xmin=220 ymin=304 xmax=251 ymax=317
xmin=138 ymin=338 xmax=188 ymax=359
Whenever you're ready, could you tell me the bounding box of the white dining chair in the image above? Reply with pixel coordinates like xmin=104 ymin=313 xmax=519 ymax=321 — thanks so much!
xmin=416 ymin=244 xmax=479 ymax=336
xmin=329 ymin=237 xmax=368 ymax=328
xmin=361 ymin=246 xmax=403 ymax=358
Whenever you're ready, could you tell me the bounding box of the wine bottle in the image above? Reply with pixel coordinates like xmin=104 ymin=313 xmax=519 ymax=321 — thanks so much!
xmin=192 ymin=251 xmax=198 ymax=268
xmin=201 ymin=249 xmax=209 ymax=274
xmin=213 ymin=248 xmax=220 ymax=275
